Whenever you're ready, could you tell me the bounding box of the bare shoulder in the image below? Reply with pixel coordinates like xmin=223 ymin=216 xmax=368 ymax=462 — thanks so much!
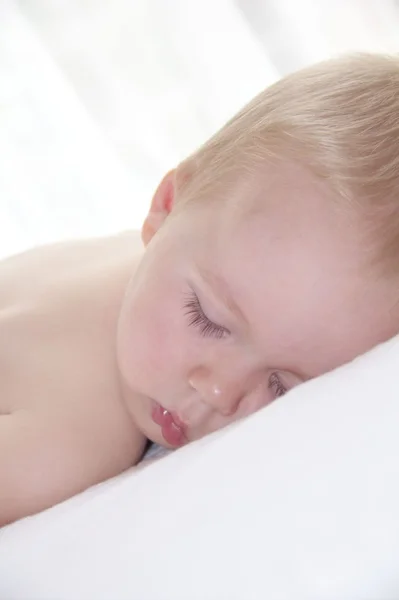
xmin=0 ymin=230 xmax=141 ymax=284
xmin=0 ymin=408 xmax=144 ymax=527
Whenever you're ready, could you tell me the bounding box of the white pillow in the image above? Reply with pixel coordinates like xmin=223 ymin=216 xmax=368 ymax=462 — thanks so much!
xmin=1 ymin=336 xmax=399 ymax=600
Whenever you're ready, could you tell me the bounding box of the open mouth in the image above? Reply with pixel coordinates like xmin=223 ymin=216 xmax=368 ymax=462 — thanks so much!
xmin=151 ymin=402 xmax=187 ymax=447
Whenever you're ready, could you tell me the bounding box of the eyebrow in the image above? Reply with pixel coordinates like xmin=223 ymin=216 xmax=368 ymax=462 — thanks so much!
xmin=196 ymin=267 xmax=248 ymax=324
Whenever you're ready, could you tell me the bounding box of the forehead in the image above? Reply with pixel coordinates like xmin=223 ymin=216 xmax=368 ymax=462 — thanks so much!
xmin=193 ymin=162 xmax=397 ymax=377
xmin=214 ymin=160 xmax=359 ymax=275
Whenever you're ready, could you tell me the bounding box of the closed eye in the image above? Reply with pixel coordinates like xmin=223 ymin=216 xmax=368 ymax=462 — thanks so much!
xmin=268 ymin=372 xmax=287 ymax=398
xmin=184 ymin=290 xmax=229 ymax=339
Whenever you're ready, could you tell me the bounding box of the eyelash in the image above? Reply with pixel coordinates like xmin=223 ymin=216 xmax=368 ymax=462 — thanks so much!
xmin=183 ymin=291 xmax=229 ymax=339
xmin=183 ymin=292 xmax=287 ymax=396
xmin=268 ymin=372 xmax=287 ymax=398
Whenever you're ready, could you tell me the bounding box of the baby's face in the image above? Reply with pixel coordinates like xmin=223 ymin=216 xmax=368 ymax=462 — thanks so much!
xmin=117 ymin=163 xmax=398 ymax=448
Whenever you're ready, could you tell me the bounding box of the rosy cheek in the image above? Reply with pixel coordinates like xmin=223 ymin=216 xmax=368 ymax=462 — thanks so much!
xmin=127 ymin=295 xmax=184 ymax=387
xmin=128 ymin=312 xmax=165 ymax=379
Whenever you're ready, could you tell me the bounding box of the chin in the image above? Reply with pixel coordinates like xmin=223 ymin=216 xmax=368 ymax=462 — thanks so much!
xmin=134 ymin=415 xmax=180 ymax=450
xmin=151 ymin=429 xmax=188 ymax=450
xmin=145 ymin=431 xmax=172 ymax=449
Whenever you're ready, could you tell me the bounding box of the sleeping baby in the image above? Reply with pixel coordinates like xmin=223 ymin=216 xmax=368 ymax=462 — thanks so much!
xmin=1 ymin=53 xmax=399 ymax=526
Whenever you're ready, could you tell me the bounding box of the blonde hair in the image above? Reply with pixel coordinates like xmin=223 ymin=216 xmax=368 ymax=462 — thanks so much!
xmin=178 ymin=53 xmax=399 ymax=273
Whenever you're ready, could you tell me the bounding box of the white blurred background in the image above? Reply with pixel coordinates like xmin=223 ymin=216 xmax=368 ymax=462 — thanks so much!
xmin=1 ymin=0 xmax=398 ymax=257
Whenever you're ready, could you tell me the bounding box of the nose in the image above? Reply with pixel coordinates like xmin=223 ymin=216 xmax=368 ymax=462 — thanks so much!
xmin=188 ymin=364 xmax=257 ymax=417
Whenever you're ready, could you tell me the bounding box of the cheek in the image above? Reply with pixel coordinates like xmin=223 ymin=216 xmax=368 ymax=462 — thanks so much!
xmin=234 ymin=383 xmax=274 ymax=423
xmin=117 ymin=276 xmax=188 ymax=392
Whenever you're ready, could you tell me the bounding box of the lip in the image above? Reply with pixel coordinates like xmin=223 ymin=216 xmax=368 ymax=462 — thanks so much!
xmin=152 ymin=402 xmax=188 ymax=447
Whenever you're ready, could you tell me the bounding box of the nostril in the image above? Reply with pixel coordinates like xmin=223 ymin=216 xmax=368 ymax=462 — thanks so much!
xmin=219 ymin=405 xmax=236 ymax=417
xmin=218 ymin=394 xmax=242 ymax=417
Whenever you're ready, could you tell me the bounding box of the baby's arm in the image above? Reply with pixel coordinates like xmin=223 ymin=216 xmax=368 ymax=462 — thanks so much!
xmin=0 ymin=411 xmax=99 ymax=527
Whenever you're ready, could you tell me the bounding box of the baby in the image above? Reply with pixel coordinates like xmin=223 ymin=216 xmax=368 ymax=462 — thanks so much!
xmin=1 ymin=53 xmax=399 ymax=526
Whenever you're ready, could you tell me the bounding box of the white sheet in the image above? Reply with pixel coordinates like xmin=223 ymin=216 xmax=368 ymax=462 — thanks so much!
xmin=1 ymin=336 xmax=399 ymax=599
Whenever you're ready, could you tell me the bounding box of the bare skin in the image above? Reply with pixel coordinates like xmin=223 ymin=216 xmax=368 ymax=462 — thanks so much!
xmin=0 ymin=232 xmax=146 ymax=526
xmin=1 ymin=163 xmax=398 ymax=528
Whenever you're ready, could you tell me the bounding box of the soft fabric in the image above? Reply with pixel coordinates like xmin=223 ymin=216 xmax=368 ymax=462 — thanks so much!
xmin=1 ymin=337 xmax=399 ymax=600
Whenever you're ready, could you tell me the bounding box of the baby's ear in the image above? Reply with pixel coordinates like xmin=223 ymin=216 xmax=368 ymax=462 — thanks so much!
xmin=141 ymin=169 xmax=176 ymax=246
